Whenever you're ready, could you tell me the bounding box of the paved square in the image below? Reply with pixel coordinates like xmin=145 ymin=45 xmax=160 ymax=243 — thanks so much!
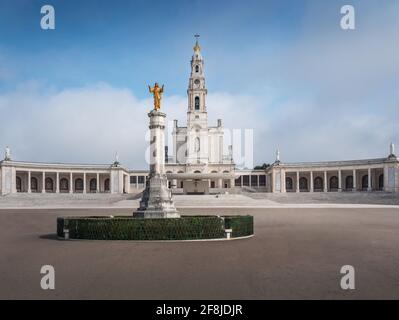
xmin=1 ymin=203 xmax=398 ymax=299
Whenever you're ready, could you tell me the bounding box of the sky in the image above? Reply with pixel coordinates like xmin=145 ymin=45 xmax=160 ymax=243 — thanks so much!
xmin=0 ymin=0 xmax=398 ymax=169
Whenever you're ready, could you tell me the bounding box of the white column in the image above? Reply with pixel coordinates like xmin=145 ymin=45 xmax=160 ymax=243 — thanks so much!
xmin=257 ymin=175 xmax=259 ymax=187
xmin=96 ymin=173 xmax=100 ymax=193
xmin=249 ymin=175 xmax=252 ymax=187
xmin=69 ymin=172 xmax=73 ymax=193
xmin=310 ymin=171 xmax=314 ymax=192
xmin=383 ymin=166 xmax=388 ymax=192
xmin=56 ymin=172 xmax=60 ymax=193
xmin=281 ymin=170 xmax=286 ymax=193
xmin=28 ymin=171 xmax=31 ymax=193
xmin=136 ymin=176 xmax=138 ymax=189
xmin=368 ymin=168 xmax=372 ymax=191
xmin=42 ymin=172 xmax=46 ymax=193
xmin=338 ymin=170 xmax=342 ymax=192
xmin=324 ymin=171 xmax=328 ymax=192
xmin=83 ymin=172 xmax=87 ymax=194
xmin=240 ymin=175 xmax=243 ymax=187
xmin=296 ymin=171 xmax=300 ymax=193
xmin=218 ymin=178 xmax=223 ymax=189
xmin=353 ymin=169 xmax=357 ymax=191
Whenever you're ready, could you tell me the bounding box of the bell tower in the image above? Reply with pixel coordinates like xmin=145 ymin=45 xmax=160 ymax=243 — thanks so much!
xmin=187 ymin=35 xmax=208 ymax=129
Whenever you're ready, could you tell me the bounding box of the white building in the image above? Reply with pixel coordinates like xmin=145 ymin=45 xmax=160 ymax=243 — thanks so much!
xmin=0 ymin=41 xmax=398 ymax=195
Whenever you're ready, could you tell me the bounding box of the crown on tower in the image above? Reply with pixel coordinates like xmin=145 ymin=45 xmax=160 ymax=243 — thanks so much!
xmin=193 ymin=34 xmax=201 ymax=52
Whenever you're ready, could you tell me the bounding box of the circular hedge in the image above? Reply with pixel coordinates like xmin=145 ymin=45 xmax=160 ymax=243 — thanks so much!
xmin=57 ymin=215 xmax=253 ymax=241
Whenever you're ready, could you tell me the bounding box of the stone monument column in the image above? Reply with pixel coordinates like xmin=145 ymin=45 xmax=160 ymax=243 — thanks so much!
xmin=133 ymin=84 xmax=179 ymax=218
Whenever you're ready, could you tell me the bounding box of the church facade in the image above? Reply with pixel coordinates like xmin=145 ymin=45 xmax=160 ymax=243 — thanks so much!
xmin=1 ymin=41 xmax=398 ymax=195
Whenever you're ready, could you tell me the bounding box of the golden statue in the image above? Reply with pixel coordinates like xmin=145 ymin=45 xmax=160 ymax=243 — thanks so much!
xmin=148 ymin=82 xmax=164 ymax=110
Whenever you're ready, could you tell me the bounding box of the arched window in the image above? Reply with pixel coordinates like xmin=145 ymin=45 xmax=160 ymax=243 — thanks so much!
xmin=60 ymin=178 xmax=69 ymax=192
xmin=345 ymin=176 xmax=353 ymax=190
xmin=330 ymin=176 xmax=338 ymax=190
xmin=195 ymin=96 xmax=200 ymax=110
xmin=195 ymin=65 xmax=199 ymax=73
xmin=90 ymin=178 xmax=97 ymax=192
xmin=45 ymin=177 xmax=54 ymax=192
xmin=75 ymin=178 xmax=83 ymax=192
xmin=314 ymin=177 xmax=323 ymax=191
xmin=299 ymin=177 xmax=308 ymax=191
xmin=195 ymin=137 xmax=200 ymax=152
xmin=362 ymin=175 xmax=369 ymax=190
xmin=16 ymin=176 xmax=22 ymax=192
xmin=285 ymin=177 xmax=293 ymax=191
xmin=378 ymin=174 xmax=384 ymax=190
xmin=104 ymin=179 xmax=110 ymax=192
xmin=31 ymin=177 xmax=38 ymax=192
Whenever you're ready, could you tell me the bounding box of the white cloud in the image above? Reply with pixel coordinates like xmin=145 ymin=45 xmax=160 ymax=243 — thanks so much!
xmin=1 ymin=81 xmax=396 ymax=170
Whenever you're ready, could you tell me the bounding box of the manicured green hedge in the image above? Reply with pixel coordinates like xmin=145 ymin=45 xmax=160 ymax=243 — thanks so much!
xmin=224 ymin=215 xmax=254 ymax=238
xmin=57 ymin=215 xmax=253 ymax=241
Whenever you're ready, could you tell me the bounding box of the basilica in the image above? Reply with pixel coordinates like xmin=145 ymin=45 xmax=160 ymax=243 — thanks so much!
xmin=1 ymin=41 xmax=398 ymax=195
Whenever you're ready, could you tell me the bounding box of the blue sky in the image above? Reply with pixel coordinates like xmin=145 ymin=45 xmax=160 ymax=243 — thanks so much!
xmin=0 ymin=0 xmax=398 ymax=168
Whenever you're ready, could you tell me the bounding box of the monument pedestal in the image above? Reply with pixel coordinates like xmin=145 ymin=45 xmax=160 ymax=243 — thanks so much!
xmin=133 ymin=109 xmax=179 ymax=218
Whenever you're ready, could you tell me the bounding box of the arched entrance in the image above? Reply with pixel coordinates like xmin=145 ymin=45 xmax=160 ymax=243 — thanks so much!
xmin=89 ymin=178 xmax=97 ymax=192
xmin=314 ymin=177 xmax=323 ymax=191
xmin=60 ymin=178 xmax=69 ymax=192
xmin=75 ymin=178 xmax=83 ymax=192
xmin=45 ymin=177 xmax=54 ymax=192
xmin=299 ymin=177 xmax=308 ymax=192
xmin=285 ymin=177 xmax=293 ymax=191
xmin=378 ymin=174 xmax=384 ymax=190
xmin=31 ymin=177 xmax=38 ymax=192
xmin=329 ymin=176 xmax=338 ymax=191
xmin=345 ymin=176 xmax=353 ymax=190
xmin=362 ymin=175 xmax=368 ymax=190
xmin=16 ymin=176 xmax=22 ymax=192
xmin=104 ymin=179 xmax=110 ymax=192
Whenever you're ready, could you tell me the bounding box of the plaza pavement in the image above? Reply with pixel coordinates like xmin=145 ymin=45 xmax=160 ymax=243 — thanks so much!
xmin=0 ymin=193 xmax=399 ymax=299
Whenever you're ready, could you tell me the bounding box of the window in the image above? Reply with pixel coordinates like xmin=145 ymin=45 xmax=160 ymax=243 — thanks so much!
xmin=130 ymin=176 xmax=137 ymax=184
xmin=195 ymin=137 xmax=200 ymax=152
xmin=138 ymin=176 xmax=145 ymax=184
xmin=195 ymin=65 xmax=199 ymax=73
xmin=195 ymin=96 xmax=200 ymax=110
